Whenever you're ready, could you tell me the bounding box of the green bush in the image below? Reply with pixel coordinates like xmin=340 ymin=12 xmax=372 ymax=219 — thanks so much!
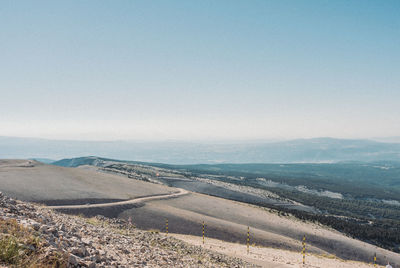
xmin=0 ymin=235 xmax=21 ymax=264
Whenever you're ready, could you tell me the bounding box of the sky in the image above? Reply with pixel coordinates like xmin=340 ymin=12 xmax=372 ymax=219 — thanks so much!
xmin=0 ymin=0 xmax=399 ymax=141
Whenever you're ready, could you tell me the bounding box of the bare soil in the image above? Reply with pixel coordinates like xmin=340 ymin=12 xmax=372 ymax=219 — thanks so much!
xmin=0 ymin=160 xmax=174 ymax=202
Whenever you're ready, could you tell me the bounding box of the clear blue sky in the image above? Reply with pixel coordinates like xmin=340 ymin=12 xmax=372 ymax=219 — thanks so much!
xmin=0 ymin=0 xmax=399 ymax=140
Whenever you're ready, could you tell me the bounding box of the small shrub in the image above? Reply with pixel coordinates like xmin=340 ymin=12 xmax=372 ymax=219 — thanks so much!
xmin=0 ymin=218 xmax=68 ymax=267
xmin=85 ymin=217 xmax=102 ymax=226
xmin=0 ymin=235 xmax=21 ymax=264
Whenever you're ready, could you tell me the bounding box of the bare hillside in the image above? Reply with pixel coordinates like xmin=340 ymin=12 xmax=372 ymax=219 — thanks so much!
xmin=119 ymin=192 xmax=400 ymax=265
xmin=0 ymin=160 xmax=174 ymax=203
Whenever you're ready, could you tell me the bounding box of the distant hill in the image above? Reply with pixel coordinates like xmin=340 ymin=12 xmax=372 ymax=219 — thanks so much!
xmin=373 ymin=136 xmax=400 ymax=143
xmin=1 ymin=136 xmax=400 ymax=164
xmin=53 ymin=155 xmax=400 ymax=200
xmin=29 ymin=158 xmax=55 ymax=164
xmin=52 ymin=156 xmax=110 ymax=167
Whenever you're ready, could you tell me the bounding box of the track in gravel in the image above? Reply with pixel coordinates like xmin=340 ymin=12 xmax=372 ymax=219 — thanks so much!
xmin=47 ymin=188 xmax=189 ymax=209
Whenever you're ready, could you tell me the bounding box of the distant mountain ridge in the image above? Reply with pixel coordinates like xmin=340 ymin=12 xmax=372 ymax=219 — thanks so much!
xmin=1 ymin=136 xmax=400 ymax=164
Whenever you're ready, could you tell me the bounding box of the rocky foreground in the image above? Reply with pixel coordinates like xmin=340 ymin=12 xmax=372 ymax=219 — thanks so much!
xmin=0 ymin=192 xmax=253 ymax=267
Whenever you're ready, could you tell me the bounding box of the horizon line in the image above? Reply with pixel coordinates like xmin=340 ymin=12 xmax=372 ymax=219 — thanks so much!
xmin=1 ymin=135 xmax=399 ymax=143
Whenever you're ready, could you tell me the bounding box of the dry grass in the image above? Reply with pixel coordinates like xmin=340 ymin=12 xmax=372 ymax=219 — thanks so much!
xmin=85 ymin=217 xmax=104 ymax=227
xmin=319 ymin=253 xmax=337 ymax=259
xmin=0 ymin=218 xmax=68 ymax=268
xmin=148 ymin=229 xmax=160 ymax=234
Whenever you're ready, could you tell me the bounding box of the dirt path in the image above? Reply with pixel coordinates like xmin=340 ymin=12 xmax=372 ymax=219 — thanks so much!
xmin=170 ymin=233 xmax=384 ymax=268
xmin=47 ymin=188 xmax=189 ymax=209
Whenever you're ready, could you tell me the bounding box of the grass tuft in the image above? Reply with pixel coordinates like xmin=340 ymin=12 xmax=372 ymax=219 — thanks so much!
xmin=0 ymin=235 xmax=20 ymax=264
xmin=0 ymin=218 xmax=68 ymax=267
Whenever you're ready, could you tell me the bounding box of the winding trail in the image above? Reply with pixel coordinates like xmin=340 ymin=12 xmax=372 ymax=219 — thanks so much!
xmin=47 ymin=188 xmax=189 ymax=209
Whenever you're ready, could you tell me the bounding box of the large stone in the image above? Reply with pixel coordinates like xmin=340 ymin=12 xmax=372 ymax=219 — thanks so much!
xmin=71 ymin=246 xmax=89 ymax=257
xmin=68 ymin=254 xmax=79 ymax=266
xmin=81 ymin=237 xmax=92 ymax=245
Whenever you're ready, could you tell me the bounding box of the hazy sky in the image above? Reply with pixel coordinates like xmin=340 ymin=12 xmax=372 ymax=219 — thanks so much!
xmin=1 ymin=1 xmax=399 ymax=141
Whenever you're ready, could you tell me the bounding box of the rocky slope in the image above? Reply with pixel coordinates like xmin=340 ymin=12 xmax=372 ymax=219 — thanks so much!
xmin=0 ymin=192 xmax=252 ymax=267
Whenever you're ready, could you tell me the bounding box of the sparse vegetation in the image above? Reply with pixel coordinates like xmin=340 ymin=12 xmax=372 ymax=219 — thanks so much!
xmin=0 ymin=218 xmax=68 ymax=268
xmin=0 ymin=235 xmax=20 ymax=264
xmin=84 ymin=216 xmax=104 ymax=227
